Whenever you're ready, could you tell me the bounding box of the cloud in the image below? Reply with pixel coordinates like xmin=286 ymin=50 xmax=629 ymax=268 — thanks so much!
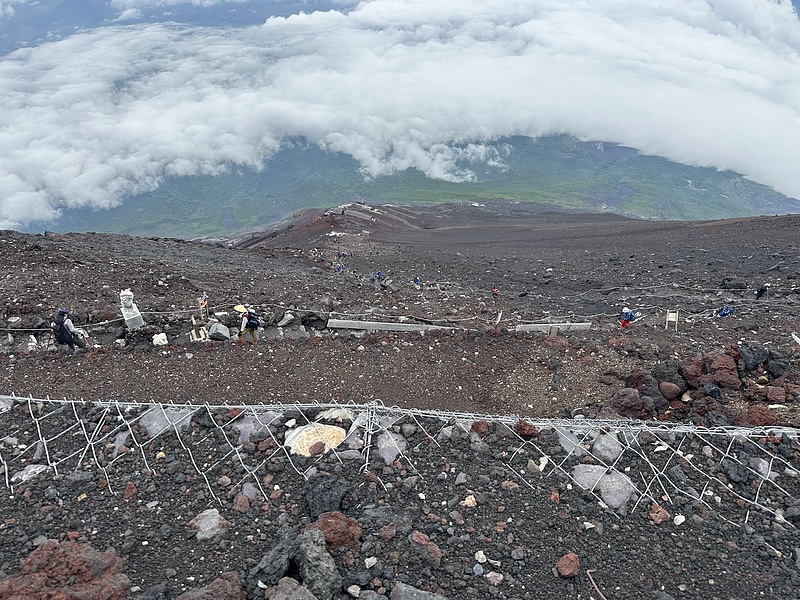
xmin=113 ymin=8 xmax=143 ymax=21
xmin=0 ymin=0 xmax=30 ymax=19
xmin=1 ymin=0 xmax=799 ymax=228
xmin=110 ymin=0 xmax=253 ymax=8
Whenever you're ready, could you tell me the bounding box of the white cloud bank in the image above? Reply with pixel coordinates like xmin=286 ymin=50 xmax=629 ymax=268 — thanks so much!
xmin=1 ymin=0 xmax=799 ymax=228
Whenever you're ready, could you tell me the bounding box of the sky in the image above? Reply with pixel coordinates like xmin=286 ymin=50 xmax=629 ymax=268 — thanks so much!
xmin=1 ymin=0 xmax=799 ymax=229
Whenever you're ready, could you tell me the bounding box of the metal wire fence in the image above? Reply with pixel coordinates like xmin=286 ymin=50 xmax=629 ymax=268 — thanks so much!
xmin=1 ymin=394 xmax=797 ymax=529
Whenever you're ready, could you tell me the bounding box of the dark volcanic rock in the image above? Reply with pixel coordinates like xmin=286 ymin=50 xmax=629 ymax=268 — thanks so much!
xmin=739 ymin=342 xmax=769 ymax=372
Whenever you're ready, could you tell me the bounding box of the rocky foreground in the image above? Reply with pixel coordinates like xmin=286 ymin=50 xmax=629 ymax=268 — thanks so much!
xmin=0 ymin=396 xmax=799 ymax=600
xmin=1 ymin=202 xmax=800 ymax=598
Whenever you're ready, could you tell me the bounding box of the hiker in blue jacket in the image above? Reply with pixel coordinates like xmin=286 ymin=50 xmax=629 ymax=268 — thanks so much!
xmin=620 ymin=307 xmax=637 ymax=328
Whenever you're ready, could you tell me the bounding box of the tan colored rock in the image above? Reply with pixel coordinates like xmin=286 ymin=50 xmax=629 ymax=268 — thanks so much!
xmin=284 ymin=424 xmax=347 ymax=457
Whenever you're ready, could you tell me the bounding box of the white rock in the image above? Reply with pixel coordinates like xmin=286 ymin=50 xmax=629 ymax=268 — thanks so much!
xmin=11 ymin=464 xmax=49 ymax=483
xmin=365 ymin=557 xmax=378 ymax=568
xmin=485 ymin=571 xmax=504 ymax=585
xmin=375 ymin=430 xmax=407 ymax=464
xmin=187 ymin=508 xmax=232 ymax=540
xmin=152 ymin=333 xmax=168 ymax=346
xmin=277 ymin=312 xmax=295 ymax=327
xmin=673 ymin=514 xmax=686 ymax=526
xmin=475 ymin=550 xmax=487 ymax=563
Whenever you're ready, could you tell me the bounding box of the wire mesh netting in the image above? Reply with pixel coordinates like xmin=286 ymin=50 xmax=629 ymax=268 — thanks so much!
xmin=1 ymin=394 xmax=798 ymax=528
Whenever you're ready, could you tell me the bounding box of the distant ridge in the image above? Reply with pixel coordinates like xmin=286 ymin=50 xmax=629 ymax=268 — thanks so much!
xmin=34 ymin=135 xmax=800 ymax=239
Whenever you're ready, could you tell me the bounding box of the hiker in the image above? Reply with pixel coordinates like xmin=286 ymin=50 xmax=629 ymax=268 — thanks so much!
xmin=491 ymin=286 xmax=499 ymax=298
xmin=413 ymin=276 xmax=421 ymax=286
xmin=718 ymin=305 xmax=732 ymax=317
xmin=620 ymin=307 xmax=637 ymax=328
xmin=51 ymin=307 xmax=88 ymax=355
xmin=238 ymin=305 xmax=261 ymax=344
xmin=755 ymin=283 xmax=770 ymax=299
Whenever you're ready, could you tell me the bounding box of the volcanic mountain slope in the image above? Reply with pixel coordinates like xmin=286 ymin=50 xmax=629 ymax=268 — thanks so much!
xmin=1 ymin=200 xmax=800 ymax=422
xmin=1 ymin=202 xmax=800 ymax=600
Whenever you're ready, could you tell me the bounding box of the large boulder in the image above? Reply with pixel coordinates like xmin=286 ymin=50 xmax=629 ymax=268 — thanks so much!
xmin=680 ymin=356 xmax=706 ymax=388
xmin=0 ymin=541 xmax=130 ymax=600
xmin=248 ymin=528 xmax=341 ymax=600
xmin=705 ymin=353 xmax=741 ymax=389
xmin=208 ymin=322 xmax=231 ymax=341
xmin=738 ymin=342 xmax=769 ymax=372
xmin=607 ymin=387 xmax=643 ymax=419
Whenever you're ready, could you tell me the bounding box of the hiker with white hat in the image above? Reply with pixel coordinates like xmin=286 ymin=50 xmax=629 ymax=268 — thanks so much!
xmin=235 ymin=304 xmax=261 ymax=344
xmin=620 ymin=307 xmax=637 ymax=328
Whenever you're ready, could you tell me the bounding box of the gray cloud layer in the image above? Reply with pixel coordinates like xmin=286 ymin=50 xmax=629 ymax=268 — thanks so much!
xmin=1 ymin=0 xmax=799 ymax=228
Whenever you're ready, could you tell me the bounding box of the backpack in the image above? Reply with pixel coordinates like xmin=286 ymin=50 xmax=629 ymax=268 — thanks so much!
xmin=51 ymin=315 xmax=73 ymax=345
xmin=245 ymin=311 xmax=261 ymax=329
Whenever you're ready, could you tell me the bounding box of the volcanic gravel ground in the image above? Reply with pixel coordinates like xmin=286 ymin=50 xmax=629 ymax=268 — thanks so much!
xmin=1 ymin=399 xmax=799 ymax=600
xmin=1 ymin=201 xmax=800 ymax=599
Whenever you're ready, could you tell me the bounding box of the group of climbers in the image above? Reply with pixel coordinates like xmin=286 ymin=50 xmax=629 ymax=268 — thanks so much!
xmin=46 ymin=273 xmax=772 ymax=357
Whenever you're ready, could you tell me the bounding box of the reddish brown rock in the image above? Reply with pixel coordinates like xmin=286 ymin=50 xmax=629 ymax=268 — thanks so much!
xmin=738 ymin=405 xmax=778 ymax=427
xmin=307 ymin=511 xmax=362 ymax=549
xmin=680 ymin=357 xmax=706 ymax=387
xmin=409 ymin=530 xmax=443 ymax=566
xmin=556 ymin=552 xmax=580 ymax=577
xmin=609 ymin=387 xmax=643 ymax=418
xmin=232 ymin=493 xmax=250 ymax=513
xmin=378 ymin=522 xmax=397 ymax=542
xmin=514 ymin=419 xmax=539 ymax=438
xmin=659 ymin=381 xmax=682 ymax=401
xmin=0 ymin=541 xmax=130 ymax=600
xmin=766 ymin=386 xmax=787 ymax=403
xmin=706 ymin=353 xmax=742 ymax=389
xmin=742 ymin=383 xmax=768 ymax=403
xmin=649 ymin=503 xmax=671 ymax=524
xmin=544 ymin=335 xmax=569 ymax=352
xmin=470 ymin=420 xmax=490 ymax=437
xmin=308 ymin=441 xmax=326 ymax=456
xmin=175 ymin=572 xmax=245 ymax=600
xmin=123 ymin=481 xmax=137 ymax=501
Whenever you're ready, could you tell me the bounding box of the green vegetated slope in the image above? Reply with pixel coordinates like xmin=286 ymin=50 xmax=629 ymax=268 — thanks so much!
xmin=49 ymin=135 xmax=799 ymax=238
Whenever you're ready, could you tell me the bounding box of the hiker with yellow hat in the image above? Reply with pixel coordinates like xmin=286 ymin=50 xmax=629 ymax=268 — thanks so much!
xmin=235 ymin=304 xmax=261 ymax=344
